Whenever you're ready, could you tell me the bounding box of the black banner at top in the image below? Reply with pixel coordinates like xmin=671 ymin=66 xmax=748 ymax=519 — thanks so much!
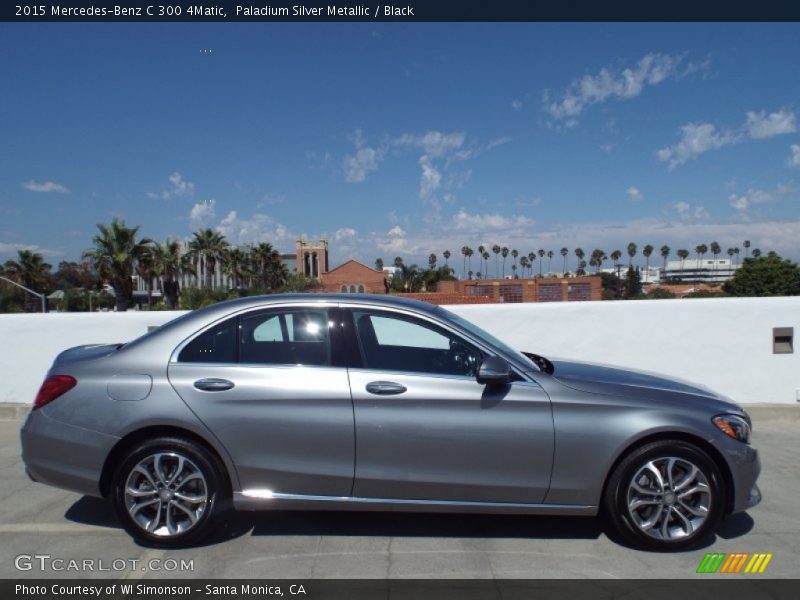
xmin=4 ymin=0 xmax=800 ymax=22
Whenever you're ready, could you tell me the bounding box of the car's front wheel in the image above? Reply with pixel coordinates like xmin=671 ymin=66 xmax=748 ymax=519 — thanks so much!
xmin=111 ymin=437 xmax=226 ymax=547
xmin=604 ymin=440 xmax=726 ymax=551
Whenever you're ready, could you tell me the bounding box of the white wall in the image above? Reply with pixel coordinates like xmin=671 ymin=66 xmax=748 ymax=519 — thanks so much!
xmin=0 ymin=297 xmax=797 ymax=406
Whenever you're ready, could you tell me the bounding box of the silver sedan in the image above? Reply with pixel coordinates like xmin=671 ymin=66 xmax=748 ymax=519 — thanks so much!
xmin=21 ymin=294 xmax=760 ymax=550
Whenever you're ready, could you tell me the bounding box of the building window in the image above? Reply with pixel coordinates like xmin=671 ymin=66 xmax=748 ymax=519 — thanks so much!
xmin=358 ymin=284 xmax=365 ymax=293
xmin=349 ymin=285 xmax=357 ymax=293
xmin=341 ymin=285 xmax=348 ymax=293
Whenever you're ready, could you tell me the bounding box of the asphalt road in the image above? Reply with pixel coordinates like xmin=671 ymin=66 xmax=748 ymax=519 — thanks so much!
xmin=1 ymin=417 xmax=797 ymax=580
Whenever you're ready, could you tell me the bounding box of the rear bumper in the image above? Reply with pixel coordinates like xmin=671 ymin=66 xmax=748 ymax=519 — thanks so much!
xmin=20 ymin=408 xmax=119 ymax=498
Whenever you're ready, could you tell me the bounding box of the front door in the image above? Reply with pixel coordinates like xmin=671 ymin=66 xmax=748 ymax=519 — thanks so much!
xmin=167 ymin=306 xmax=354 ymax=496
xmin=345 ymin=308 xmax=554 ymax=504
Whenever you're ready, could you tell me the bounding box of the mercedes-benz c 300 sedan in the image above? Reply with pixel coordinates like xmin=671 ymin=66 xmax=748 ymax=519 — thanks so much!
xmin=21 ymin=294 xmax=760 ymax=549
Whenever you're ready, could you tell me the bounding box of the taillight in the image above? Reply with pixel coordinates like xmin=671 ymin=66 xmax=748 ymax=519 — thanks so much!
xmin=33 ymin=375 xmax=77 ymax=410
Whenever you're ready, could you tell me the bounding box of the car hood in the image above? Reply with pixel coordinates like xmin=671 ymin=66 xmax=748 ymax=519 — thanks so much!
xmin=548 ymin=358 xmax=723 ymax=402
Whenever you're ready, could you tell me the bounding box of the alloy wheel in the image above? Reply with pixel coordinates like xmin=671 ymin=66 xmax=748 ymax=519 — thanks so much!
xmin=626 ymin=456 xmax=711 ymax=541
xmin=124 ymin=452 xmax=208 ymax=537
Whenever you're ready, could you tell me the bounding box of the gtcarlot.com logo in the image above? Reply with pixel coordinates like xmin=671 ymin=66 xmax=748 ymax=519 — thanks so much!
xmin=696 ymin=552 xmax=773 ymax=574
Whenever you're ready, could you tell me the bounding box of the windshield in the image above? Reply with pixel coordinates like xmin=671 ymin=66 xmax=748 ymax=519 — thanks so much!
xmin=435 ymin=307 xmax=536 ymax=370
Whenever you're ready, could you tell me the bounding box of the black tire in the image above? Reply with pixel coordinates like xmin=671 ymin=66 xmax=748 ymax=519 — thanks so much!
xmin=111 ymin=436 xmax=228 ymax=548
xmin=603 ymin=439 xmax=726 ymax=551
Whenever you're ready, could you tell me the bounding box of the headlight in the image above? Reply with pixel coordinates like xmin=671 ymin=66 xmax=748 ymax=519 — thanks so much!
xmin=712 ymin=414 xmax=751 ymax=444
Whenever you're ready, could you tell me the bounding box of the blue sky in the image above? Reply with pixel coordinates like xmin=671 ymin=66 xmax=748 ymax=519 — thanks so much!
xmin=1 ymin=23 xmax=799 ymax=273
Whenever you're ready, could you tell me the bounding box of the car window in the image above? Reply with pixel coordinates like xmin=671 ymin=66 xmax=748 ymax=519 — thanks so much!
xmin=177 ymin=319 xmax=237 ymax=363
xmin=241 ymin=309 xmax=331 ymax=366
xmin=353 ymin=310 xmax=482 ymax=377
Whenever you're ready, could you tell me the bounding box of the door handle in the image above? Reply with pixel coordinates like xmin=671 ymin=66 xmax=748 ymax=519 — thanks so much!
xmin=366 ymin=381 xmax=407 ymax=395
xmin=193 ymin=378 xmax=235 ymax=392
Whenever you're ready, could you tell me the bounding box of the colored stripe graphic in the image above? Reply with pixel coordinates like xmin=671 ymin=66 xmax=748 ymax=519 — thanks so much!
xmin=697 ymin=552 xmax=772 ymax=574
xmin=697 ymin=553 xmax=726 ymax=573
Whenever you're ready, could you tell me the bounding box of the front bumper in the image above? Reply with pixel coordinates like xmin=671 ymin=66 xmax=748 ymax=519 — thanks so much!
xmin=21 ymin=408 xmax=119 ymax=498
xmin=722 ymin=439 xmax=761 ymax=514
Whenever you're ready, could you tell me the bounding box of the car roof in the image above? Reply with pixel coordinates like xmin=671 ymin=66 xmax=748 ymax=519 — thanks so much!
xmin=199 ymin=292 xmax=440 ymax=314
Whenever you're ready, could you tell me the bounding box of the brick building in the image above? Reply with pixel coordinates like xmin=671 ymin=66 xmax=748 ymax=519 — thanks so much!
xmin=319 ymin=259 xmax=388 ymax=294
xmin=433 ymin=276 xmax=603 ymax=303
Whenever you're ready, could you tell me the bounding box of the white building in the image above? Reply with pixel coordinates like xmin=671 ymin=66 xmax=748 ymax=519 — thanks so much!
xmin=662 ymin=258 xmax=740 ymax=284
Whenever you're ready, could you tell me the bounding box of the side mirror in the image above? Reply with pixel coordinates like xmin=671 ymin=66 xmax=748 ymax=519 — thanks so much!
xmin=476 ymin=355 xmax=511 ymax=386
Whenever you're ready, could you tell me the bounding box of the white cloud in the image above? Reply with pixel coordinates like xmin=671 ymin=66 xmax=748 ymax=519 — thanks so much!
xmin=728 ymin=184 xmax=791 ymax=212
xmin=343 ymin=131 xmax=383 ymax=183
xmin=215 ymin=211 xmax=294 ymax=247
xmin=746 ymin=109 xmax=797 ymax=139
xmin=790 ymin=144 xmax=800 ymax=168
xmin=395 ymin=131 xmax=466 ymax=157
xmin=511 ymin=99 xmax=523 ymax=111
xmin=657 ymin=122 xmax=739 ymax=169
xmin=388 ymin=226 xmax=406 ymax=237
xmin=627 ymin=186 xmax=644 ymax=202
xmin=544 ymin=53 xmax=704 ymax=124
xmin=189 ymin=199 xmax=216 ymax=230
xmin=419 ymin=156 xmax=442 ymax=200
xmin=487 ymin=136 xmax=512 ymax=150
xmin=151 ymin=172 xmax=195 ymax=199
xmin=334 ymin=227 xmax=357 ymax=241
xmin=671 ymin=201 xmax=710 ymax=220
xmin=452 ymin=209 xmax=536 ymax=233
xmin=21 ymin=180 xmax=68 ymax=193
xmin=658 ymin=109 xmax=798 ymax=169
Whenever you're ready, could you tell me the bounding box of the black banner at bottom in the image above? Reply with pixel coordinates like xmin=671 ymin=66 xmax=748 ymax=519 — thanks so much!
xmin=5 ymin=579 xmax=800 ymax=600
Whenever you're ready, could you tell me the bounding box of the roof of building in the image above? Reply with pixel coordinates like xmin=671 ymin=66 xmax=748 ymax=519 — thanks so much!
xmin=323 ymin=258 xmax=383 ymax=275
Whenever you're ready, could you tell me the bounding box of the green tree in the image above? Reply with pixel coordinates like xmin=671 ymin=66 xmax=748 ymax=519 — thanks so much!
xmin=375 ymin=257 xmax=384 ymax=271
xmin=251 ymin=242 xmax=288 ymax=290
xmin=752 ymin=248 xmax=762 ymax=258
xmin=537 ymin=249 xmax=545 ymax=276
xmin=724 ymin=254 xmax=800 ymax=296
xmin=627 ymin=242 xmax=637 ymax=267
xmin=3 ymin=250 xmax=52 ymax=312
xmin=150 ymin=240 xmax=190 ymax=310
xmin=660 ymin=245 xmax=670 ymax=271
xmin=743 ymin=239 xmax=751 ymax=258
xmin=187 ymin=229 xmax=229 ymax=289
xmin=442 ymin=250 xmax=451 ymax=268
xmin=428 ymin=253 xmax=437 ymax=271
xmin=560 ymin=247 xmax=569 ymax=274
xmin=492 ymin=244 xmax=501 ymax=278
xmin=574 ymin=248 xmax=585 ymax=274
xmin=625 ymin=266 xmax=643 ymax=298
xmin=501 ymin=246 xmax=509 ymax=278
xmin=677 ymin=248 xmax=689 ymax=273
xmin=83 ymin=219 xmax=151 ymax=311
xmin=546 ymin=250 xmax=554 ymax=274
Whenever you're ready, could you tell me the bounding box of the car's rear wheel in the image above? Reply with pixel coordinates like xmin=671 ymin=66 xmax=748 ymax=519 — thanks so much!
xmin=111 ymin=437 xmax=226 ymax=548
xmin=604 ymin=440 xmax=725 ymax=551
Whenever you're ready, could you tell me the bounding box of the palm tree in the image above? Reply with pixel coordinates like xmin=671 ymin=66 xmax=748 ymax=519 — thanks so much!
xmin=477 ymin=245 xmax=486 ymax=277
xmin=695 ymin=243 xmax=708 ymax=271
xmin=610 ymin=250 xmax=622 ymax=269
xmin=465 ymin=247 xmax=474 ymax=278
xmin=727 ymin=247 xmax=735 ymax=264
xmin=528 ymin=252 xmax=536 ymax=278
xmin=590 ymin=249 xmax=605 ymax=273
xmin=223 ymin=247 xmax=252 ymax=289
xmin=519 ymin=256 xmax=529 ymax=277
xmin=751 ymin=248 xmax=762 ymax=258
xmin=460 ymin=246 xmax=469 ymax=279
xmin=660 ymin=245 xmax=670 ymax=271
xmin=442 ymin=250 xmax=451 ymax=268
xmin=375 ymin=257 xmax=384 ymax=271
xmin=251 ymin=242 xmax=284 ymax=289
xmin=577 ymin=260 xmax=587 ymax=276
xmin=501 ymin=246 xmax=509 ymax=278
xmin=393 ymin=256 xmax=404 ymax=268
xmin=560 ymin=247 xmax=569 ymax=274
xmin=546 ymin=250 xmax=554 ymax=274
xmin=428 ymin=253 xmax=437 ymax=271
xmin=537 ymin=249 xmax=545 ymax=276
xmin=709 ymin=241 xmax=721 ymax=279
xmin=642 ymin=245 xmax=653 ymax=283
xmin=150 ymin=239 xmax=189 ymax=309
xmin=134 ymin=246 xmax=158 ymax=308
xmin=574 ymin=248 xmax=585 ymax=275
xmin=84 ymin=219 xmax=151 ymax=311
xmin=3 ymin=250 xmax=52 ymax=312
xmin=734 ymin=247 xmax=740 ymax=266
xmin=491 ymin=244 xmax=501 ymax=278
xmin=511 ymin=249 xmax=518 ymax=273
xmin=482 ymin=251 xmax=491 ymax=277
xmin=627 ymin=242 xmax=637 ymax=267
xmin=187 ymin=228 xmax=229 ymax=289
xmin=677 ymin=248 xmax=689 ymax=275
xmin=743 ymin=239 xmax=751 ymax=258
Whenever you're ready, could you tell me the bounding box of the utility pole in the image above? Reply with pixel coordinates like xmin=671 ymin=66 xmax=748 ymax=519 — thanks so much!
xmin=0 ymin=275 xmax=47 ymax=313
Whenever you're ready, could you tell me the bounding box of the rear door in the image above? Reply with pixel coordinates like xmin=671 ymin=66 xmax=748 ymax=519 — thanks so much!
xmin=167 ymin=305 xmax=354 ymax=497
xmin=344 ymin=307 xmax=554 ymax=504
